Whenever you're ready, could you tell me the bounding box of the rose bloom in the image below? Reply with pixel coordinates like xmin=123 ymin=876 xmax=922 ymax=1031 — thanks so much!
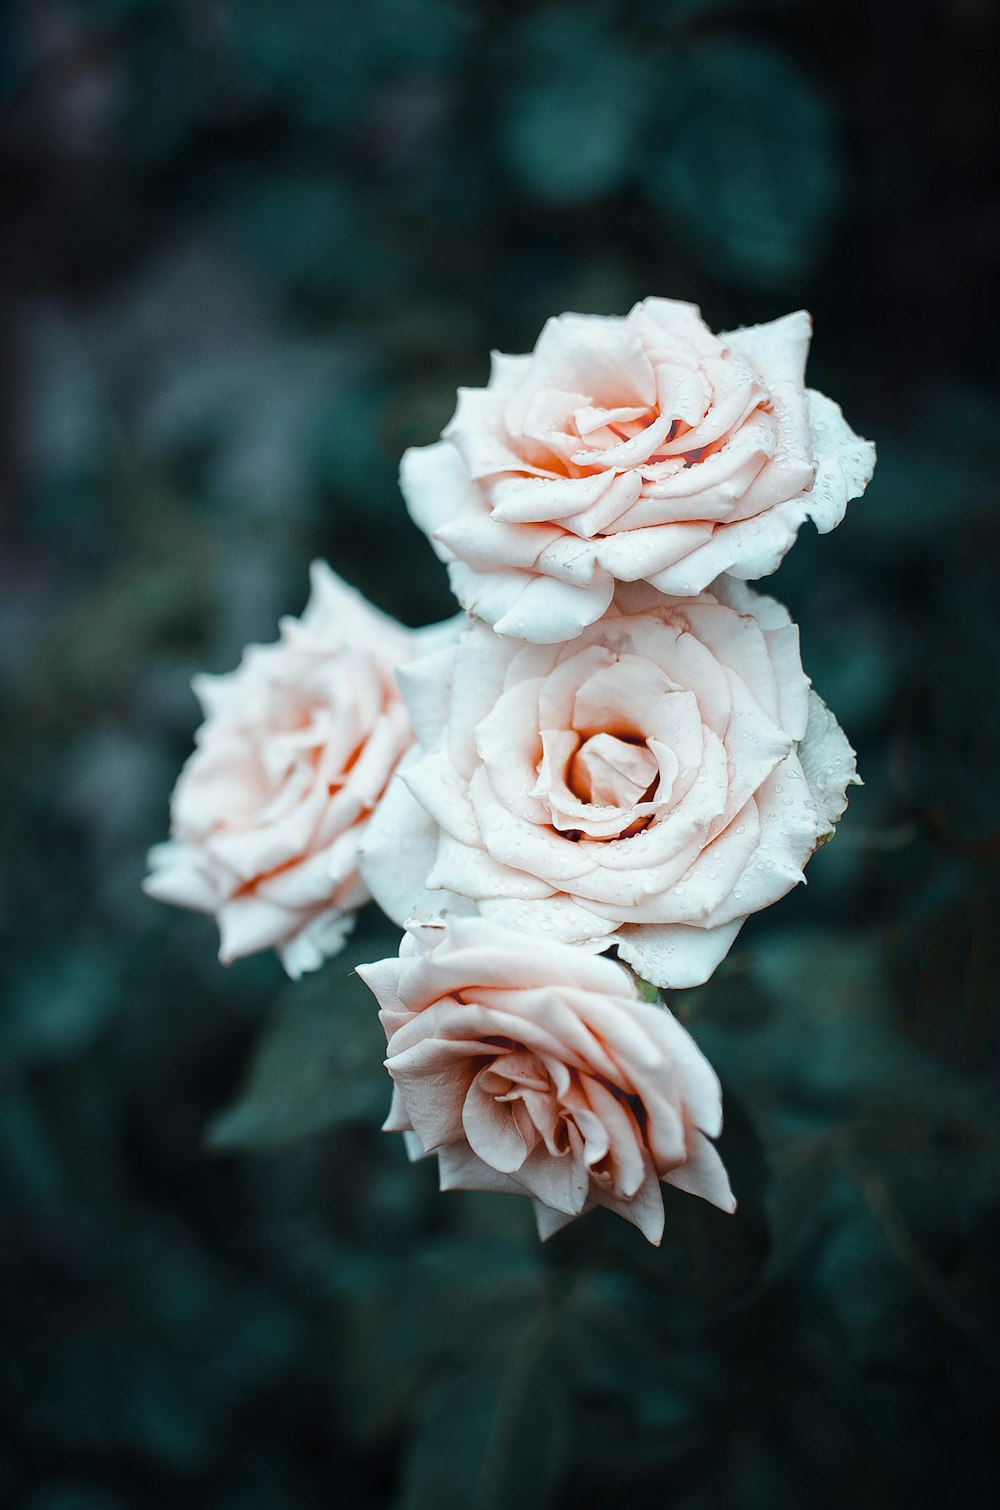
xmin=360 ymin=579 xmax=858 ymax=990
xmin=144 ymin=563 xmax=452 ymax=978
xmin=358 ymin=918 xmax=734 ymax=1243
xmin=402 ymin=299 xmax=874 ymax=642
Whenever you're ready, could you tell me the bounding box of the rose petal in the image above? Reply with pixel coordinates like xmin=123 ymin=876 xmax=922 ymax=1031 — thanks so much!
xmin=615 ymin=918 xmax=744 ymax=990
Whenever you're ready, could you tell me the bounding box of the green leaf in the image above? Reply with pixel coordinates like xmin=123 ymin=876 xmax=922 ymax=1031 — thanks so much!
xmin=230 ymin=0 xmax=467 ymax=128
xmin=397 ymin=1348 xmax=570 ymax=1510
xmin=811 ymin=1185 xmax=928 ymax=1371
xmin=699 ymin=927 xmax=933 ymax=1122
xmin=891 ymin=865 xmax=1000 ymax=1070
xmin=3 ymin=945 xmax=122 ymax=1067
xmin=219 ymin=172 xmax=408 ymax=306
xmin=647 ymin=40 xmax=845 ymax=286
xmin=336 ymin=1235 xmax=545 ymax=1443
xmin=501 ymin=8 xmax=652 ymax=205
xmin=206 ymin=928 xmax=398 ymax=1153
xmin=0 ymin=1085 xmax=67 ymax=1201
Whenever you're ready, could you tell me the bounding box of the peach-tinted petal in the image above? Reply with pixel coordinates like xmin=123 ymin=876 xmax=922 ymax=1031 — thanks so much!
xmin=217 ymin=894 xmax=297 ymax=963
xmin=397 ymin=642 xmax=457 ymax=749
xmin=798 ymin=691 xmax=861 ymax=836
xmin=427 ymin=832 xmax=555 ymax=902
xmin=597 ymin=1164 xmax=667 ymax=1244
xmin=663 ymin=1130 xmax=736 ymax=1213
xmin=462 ymin=1069 xmax=531 ymax=1173
xmin=400 ymin=439 xmax=479 ymax=562
xmin=143 ymin=842 xmax=219 ymax=912
xmin=489 ymin=570 xmax=615 ymax=643
xmin=437 ymin=1141 xmax=534 ymax=1198
xmin=478 ymin=895 xmax=620 ymax=948
xmin=803 ymin=388 xmax=877 ymax=534
xmin=358 ymin=757 xmax=465 ymax=927
xmin=570 ymin=733 xmax=659 ymax=808
xmin=279 ymin=910 xmax=355 ymax=980
xmin=487 ymin=468 xmax=626 ymax=526
xmin=722 ymin=309 xmax=811 ymax=389
xmin=615 ymin=918 xmax=744 ymax=990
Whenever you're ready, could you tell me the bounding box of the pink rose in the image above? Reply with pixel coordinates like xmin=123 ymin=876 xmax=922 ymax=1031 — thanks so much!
xmin=360 ymin=579 xmax=858 ymax=989
xmin=358 ymin=917 xmax=734 ymax=1243
xmin=403 ymin=299 xmax=874 ymax=642
xmin=144 ymin=562 xmax=452 ymax=977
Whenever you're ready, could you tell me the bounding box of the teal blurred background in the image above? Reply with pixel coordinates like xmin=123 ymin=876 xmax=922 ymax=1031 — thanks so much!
xmin=2 ymin=1 xmax=999 ymax=1506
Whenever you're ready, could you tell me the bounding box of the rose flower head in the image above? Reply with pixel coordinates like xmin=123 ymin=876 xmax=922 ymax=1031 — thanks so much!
xmin=403 ymin=298 xmax=874 ymax=643
xmin=144 ymin=563 xmax=450 ymax=977
xmin=361 ymin=578 xmax=859 ymax=990
xmin=358 ymin=918 xmax=734 ymax=1243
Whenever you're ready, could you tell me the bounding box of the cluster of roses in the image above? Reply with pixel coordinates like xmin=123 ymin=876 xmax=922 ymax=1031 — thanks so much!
xmin=146 ymin=299 xmax=874 ymax=1244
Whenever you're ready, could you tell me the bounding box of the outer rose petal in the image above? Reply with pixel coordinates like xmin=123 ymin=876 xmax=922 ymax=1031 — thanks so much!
xmin=449 ymin=561 xmax=614 ymax=644
xmin=396 ymin=641 xmax=458 ymax=749
xmin=357 ymin=755 xmax=475 ymax=929
xmin=798 ymin=691 xmax=862 ymax=835
xmin=359 ymin=919 xmax=733 ymax=1244
xmin=662 ymin=1130 xmax=736 ymax=1212
xmin=280 ymin=910 xmax=355 ymax=980
xmin=615 ymin=919 xmax=744 ymax=990
xmin=478 ymin=896 xmax=622 ymax=947
xmin=722 ymin=309 xmax=812 ymax=389
xmin=399 ymin=441 xmax=473 ymax=564
xmin=142 ymin=841 xmax=217 ymax=912
xmin=803 ymin=389 xmax=878 ymax=534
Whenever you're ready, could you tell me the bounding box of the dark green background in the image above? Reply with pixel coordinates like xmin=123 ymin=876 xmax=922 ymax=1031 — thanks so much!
xmin=2 ymin=1 xmax=999 ymax=1506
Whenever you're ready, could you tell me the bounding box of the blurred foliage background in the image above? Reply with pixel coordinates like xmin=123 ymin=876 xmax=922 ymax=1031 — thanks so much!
xmin=2 ymin=0 xmax=999 ymax=1505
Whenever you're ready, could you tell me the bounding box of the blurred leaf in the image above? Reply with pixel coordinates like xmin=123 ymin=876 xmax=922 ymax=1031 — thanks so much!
xmin=888 ymin=858 xmax=1000 ymax=1069
xmin=369 ymin=0 xmax=470 ymax=70
xmin=700 ymin=927 xmax=936 ymax=1122
xmin=119 ymin=28 xmax=227 ymax=164
xmin=19 ymin=1487 xmax=127 ymax=1510
xmin=3 ymin=946 xmax=122 ymax=1067
xmin=501 ymin=8 xmax=652 ymax=204
xmin=338 ymin=1236 xmax=543 ymax=1441
xmin=229 ymin=0 xmax=372 ymax=127
xmin=221 ymin=173 xmax=407 ymax=306
xmin=853 ymin=388 xmax=1000 ymax=555
xmin=810 ymin=1185 xmax=927 ymax=1369
xmin=206 ymin=931 xmax=397 ymax=1153
xmin=13 ymin=494 xmax=214 ymax=734
xmin=637 ymin=0 xmax=731 ymax=20
xmin=308 ymin=379 xmax=398 ymax=506
xmin=231 ymin=0 xmax=467 ymax=127
xmin=29 ymin=1218 xmax=305 ymax=1468
xmin=911 ymin=532 xmax=1000 ymax=845
xmin=68 ymin=0 xmax=164 ymax=16
xmin=397 ymin=1348 xmax=570 ymax=1510
xmin=557 ymin=1270 xmax=718 ymax=1475
xmin=647 ymin=40 xmax=845 ymax=286
xmin=800 ymin=597 xmax=906 ymax=738
xmin=0 ymin=1086 xmax=67 ymax=1202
